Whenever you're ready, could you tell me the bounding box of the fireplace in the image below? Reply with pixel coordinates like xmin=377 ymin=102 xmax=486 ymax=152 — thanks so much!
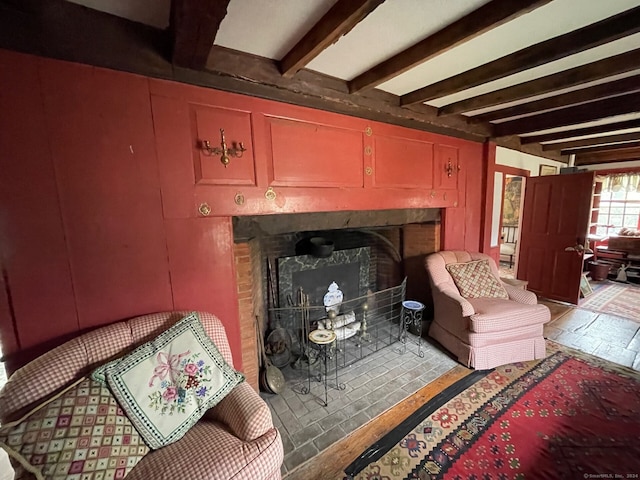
xmin=232 ymin=208 xmax=441 ymax=388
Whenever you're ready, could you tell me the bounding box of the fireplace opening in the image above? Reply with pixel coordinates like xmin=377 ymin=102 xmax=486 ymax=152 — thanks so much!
xmin=232 ymin=209 xmax=441 ymax=390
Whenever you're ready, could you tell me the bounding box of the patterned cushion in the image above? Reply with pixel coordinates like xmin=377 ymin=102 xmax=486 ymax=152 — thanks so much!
xmin=102 ymin=312 xmax=244 ymax=450
xmin=0 ymin=377 xmax=149 ymax=480
xmin=446 ymin=259 xmax=509 ymax=300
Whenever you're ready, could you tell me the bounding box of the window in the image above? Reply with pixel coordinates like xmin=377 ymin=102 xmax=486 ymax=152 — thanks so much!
xmin=595 ymin=174 xmax=640 ymax=236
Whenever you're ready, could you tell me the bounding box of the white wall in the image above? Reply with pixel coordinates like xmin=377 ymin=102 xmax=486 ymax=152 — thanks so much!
xmin=495 ymin=146 xmax=565 ymax=176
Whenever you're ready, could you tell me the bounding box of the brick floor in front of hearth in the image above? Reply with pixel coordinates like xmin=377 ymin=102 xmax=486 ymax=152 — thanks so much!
xmin=260 ymin=332 xmax=458 ymax=477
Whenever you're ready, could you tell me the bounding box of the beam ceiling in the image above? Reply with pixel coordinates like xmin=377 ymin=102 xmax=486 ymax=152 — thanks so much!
xmin=3 ymin=0 xmax=640 ymax=167
xmin=401 ymin=5 xmax=640 ymax=106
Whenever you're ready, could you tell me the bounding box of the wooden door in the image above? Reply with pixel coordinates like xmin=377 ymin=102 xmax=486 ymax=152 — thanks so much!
xmin=518 ymin=171 xmax=595 ymax=304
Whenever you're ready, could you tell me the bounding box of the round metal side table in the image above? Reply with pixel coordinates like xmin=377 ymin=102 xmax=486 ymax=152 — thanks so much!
xmin=397 ymin=300 xmax=425 ymax=358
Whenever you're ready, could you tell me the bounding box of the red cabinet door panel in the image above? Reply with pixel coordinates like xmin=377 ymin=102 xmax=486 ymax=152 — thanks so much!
xmin=267 ymin=117 xmax=363 ymax=187
xmin=434 ymin=144 xmax=460 ymax=190
xmin=191 ymin=104 xmax=256 ymax=186
xmin=373 ymin=135 xmax=434 ymax=188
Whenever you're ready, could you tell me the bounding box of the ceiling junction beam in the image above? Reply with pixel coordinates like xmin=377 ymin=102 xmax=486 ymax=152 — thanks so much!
xmin=575 ymin=147 xmax=640 ymax=165
xmin=542 ymin=132 xmax=640 ymax=151
xmin=460 ymin=75 xmax=640 ymax=121
xmin=170 ymin=0 xmax=230 ymax=70
xmin=449 ymin=49 xmax=640 ymax=118
xmin=520 ymin=119 xmax=640 ymax=144
xmin=401 ymin=5 xmax=640 ymax=106
xmin=348 ymin=0 xmax=551 ymax=93
xmin=279 ymin=0 xmax=385 ymax=78
xmin=562 ymin=141 xmax=640 ymax=156
xmin=494 ymin=92 xmax=640 ymax=136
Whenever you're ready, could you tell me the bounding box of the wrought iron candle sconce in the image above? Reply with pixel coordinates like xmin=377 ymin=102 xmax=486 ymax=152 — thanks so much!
xmin=201 ymin=128 xmax=246 ymax=167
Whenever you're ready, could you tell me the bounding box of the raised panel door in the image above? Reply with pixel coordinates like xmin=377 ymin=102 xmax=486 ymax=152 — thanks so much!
xmin=434 ymin=144 xmax=460 ymax=190
xmin=372 ymin=134 xmax=433 ymax=188
xmin=191 ymin=104 xmax=256 ymax=186
xmin=267 ymin=117 xmax=363 ymax=187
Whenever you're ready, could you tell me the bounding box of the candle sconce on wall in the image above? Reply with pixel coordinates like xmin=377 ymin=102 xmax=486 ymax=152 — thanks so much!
xmin=200 ymin=128 xmax=246 ymax=167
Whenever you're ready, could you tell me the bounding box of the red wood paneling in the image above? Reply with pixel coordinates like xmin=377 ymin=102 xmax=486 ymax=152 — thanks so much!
xmin=434 ymin=144 xmax=460 ymax=190
xmin=0 ymin=50 xmax=78 ymax=351
xmin=39 ymin=59 xmax=173 ymax=329
xmin=164 ymin=217 xmax=242 ymax=369
xmin=373 ymin=134 xmax=434 ymax=188
xmin=0 ymin=51 xmax=487 ymax=370
xmin=267 ymin=117 xmax=363 ymax=187
xmin=192 ymin=104 xmax=256 ymax=186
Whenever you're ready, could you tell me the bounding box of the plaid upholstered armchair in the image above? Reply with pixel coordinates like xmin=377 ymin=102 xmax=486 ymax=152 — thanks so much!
xmin=425 ymin=251 xmax=550 ymax=370
xmin=0 ymin=311 xmax=284 ymax=480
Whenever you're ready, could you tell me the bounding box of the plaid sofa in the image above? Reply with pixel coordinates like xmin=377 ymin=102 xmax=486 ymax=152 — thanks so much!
xmin=426 ymin=251 xmax=550 ymax=370
xmin=0 ymin=311 xmax=283 ymax=480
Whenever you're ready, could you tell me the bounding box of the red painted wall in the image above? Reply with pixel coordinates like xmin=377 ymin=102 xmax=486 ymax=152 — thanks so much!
xmin=0 ymin=49 xmax=489 ymax=371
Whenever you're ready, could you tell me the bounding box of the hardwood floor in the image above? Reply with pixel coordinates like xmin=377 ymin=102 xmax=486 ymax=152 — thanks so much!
xmin=285 ymin=299 xmax=640 ymax=479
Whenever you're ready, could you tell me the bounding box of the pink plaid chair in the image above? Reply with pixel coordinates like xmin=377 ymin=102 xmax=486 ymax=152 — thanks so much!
xmin=425 ymin=251 xmax=550 ymax=370
xmin=0 ymin=311 xmax=283 ymax=480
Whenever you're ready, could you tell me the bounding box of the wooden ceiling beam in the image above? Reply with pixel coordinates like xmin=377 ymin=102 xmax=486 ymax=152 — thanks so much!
xmin=495 ymin=93 xmax=640 ymax=137
xmin=279 ymin=0 xmax=384 ymax=78
xmin=520 ymin=119 xmax=640 ymax=144
xmin=542 ymin=132 xmax=640 ymax=151
xmin=494 ymin=92 xmax=640 ymax=137
xmin=428 ymin=48 xmax=640 ymax=114
xmin=562 ymin=141 xmax=640 ymax=155
xmin=401 ymin=6 xmax=640 ymax=106
xmin=170 ymin=0 xmax=230 ymax=70
xmin=575 ymin=147 xmax=640 ymax=165
xmin=460 ymin=75 xmax=640 ymax=121
xmin=348 ymin=0 xmax=550 ymax=93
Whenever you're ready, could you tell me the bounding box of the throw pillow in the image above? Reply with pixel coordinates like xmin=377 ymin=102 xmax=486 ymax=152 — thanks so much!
xmin=103 ymin=312 xmax=244 ymax=449
xmin=446 ymin=259 xmax=509 ymax=299
xmin=0 ymin=377 xmax=149 ymax=480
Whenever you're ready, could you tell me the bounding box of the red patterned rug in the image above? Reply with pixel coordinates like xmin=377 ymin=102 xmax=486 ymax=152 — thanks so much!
xmin=580 ymin=281 xmax=640 ymax=322
xmin=346 ymin=342 xmax=640 ymax=479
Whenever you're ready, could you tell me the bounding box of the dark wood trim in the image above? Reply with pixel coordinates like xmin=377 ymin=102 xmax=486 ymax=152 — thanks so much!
xmin=279 ymin=0 xmax=384 ymax=78
xmin=520 ymin=119 xmax=640 ymax=144
xmin=348 ymin=0 xmax=551 ymax=93
xmin=401 ymin=6 xmax=640 ymax=106
xmin=494 ymin=92 xmax=640 ymax=137
xmin=205 ymin=47 xmax=490 ymax=141
xmin=463 ymin=75 xmax=640 ymax=121
xmin=542 ymin=132 xmax=640 ymax=151
xmin=431 ymin=48 xmax=640 ymax=114
xmin=170 ymin=0 xmax=230 ymax=70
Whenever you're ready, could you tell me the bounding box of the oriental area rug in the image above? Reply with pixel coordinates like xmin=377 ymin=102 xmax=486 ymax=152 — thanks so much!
xmin=345 ymin=341 xmax=640 ymax=480
xmin=580 ymin=281 xmax=640 ymax=322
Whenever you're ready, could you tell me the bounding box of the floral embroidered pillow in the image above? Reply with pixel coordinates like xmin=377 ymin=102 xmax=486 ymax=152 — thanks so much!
xmin=103 ymin=312 xmax=244 ymax=449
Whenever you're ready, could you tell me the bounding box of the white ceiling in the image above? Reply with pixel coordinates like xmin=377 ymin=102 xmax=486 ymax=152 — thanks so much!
xmin=66 ymin=0 xmax=640 ymax=150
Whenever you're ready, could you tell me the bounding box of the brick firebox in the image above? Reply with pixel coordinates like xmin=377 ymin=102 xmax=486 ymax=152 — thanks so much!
xmin=232 ymin=209 xmax=441 ymax=389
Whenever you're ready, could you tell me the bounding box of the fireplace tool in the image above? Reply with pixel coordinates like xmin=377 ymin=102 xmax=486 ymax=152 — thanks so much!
xmin=292 ymin=288 xmax=316 ymax=369
xmin=265 ymin=258 xmax=291 ymax=368
xmin=256 ymin=315 xmax=285 ymax=395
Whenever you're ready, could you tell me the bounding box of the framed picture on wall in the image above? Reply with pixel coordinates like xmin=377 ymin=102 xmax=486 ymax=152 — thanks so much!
xmin=539 ymin=164 xmax=558 ymax=176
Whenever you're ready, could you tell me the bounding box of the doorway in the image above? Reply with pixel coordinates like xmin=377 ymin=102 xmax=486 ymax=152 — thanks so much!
xmin=495 ymin=166 xmax=528 ymax=279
